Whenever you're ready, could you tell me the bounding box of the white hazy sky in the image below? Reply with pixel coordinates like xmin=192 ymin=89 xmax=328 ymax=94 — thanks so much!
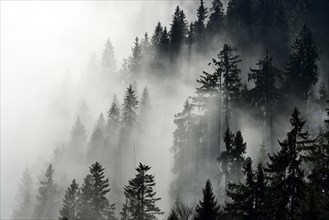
xmin=1 ymin=1 xmax=201 ymax=218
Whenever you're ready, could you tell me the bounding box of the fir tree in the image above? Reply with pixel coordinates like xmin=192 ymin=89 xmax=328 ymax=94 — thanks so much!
xmin=59 ymin=179 xmax=79 ymax=220
xmin=206 ymin=0 xmax=225 ymax=37
xmin=167 ymin=209 xmax=179 ymax=220
xmin=101 ymin=38 xmax=117 ymax=77
xmin=123 ymin=163 xmax=163 ymax=220
xmin=122 ymin=84 xmax=139 ymax=129
xmin=194 ymin=0 xmax=208 ymax=49
xmin=107 ymin=95 xmax=121 ymax=132
xmin=34 ymin=164 xmax=59 ymax=219
xmin=265 ymin=108 xmax=309 ymax=219
xmin=248 ymin=50 xmax=281 ymax=152
xmin=128 ymin=37 xmax=142 ymax=77
xmin=12 ymin=168 xmax=34 ymax=219
xmin=77 ymin=174 xmax=95 ymax=219
xmin=231 ymin=131 xmax=246 ymax=183
xmin=169 ymin=6 xmax=188 ymax=57
xmin=194 ymin=180 xmax=220 ymax=220
xmin=285 ymin=25 xmax=319 ymax=105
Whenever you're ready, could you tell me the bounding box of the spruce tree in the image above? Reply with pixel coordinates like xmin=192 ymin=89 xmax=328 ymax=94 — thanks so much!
xmin=34 ymin=164 xmax=59 ymax=219
xmin=285 ymin=25 xmax=319 ymax=105
xmin=77 ymin=162 xmax=114 ymax=220
xmin=122 ymin=84 xmax=139 ymax=129
xmin=12 ymin=168 xmax=34 ymax=219
xmin=169 ymin=6 xmax=188 ymax=57
xmin=59 ymin=179 xmax=79 ymax=220
xmin=123 ymin=163 xmax=163 ymax=220
xmin=101 ymin=38 xmax=117 ymax=77
xmin=231 ymin=131 xmax=246 ymax=183
xmin=194 ymin=180 xmax=220 ymax=220
xmin=128 ymin=37 xmax=142 ymax=77
xmin=265 ymin=108 xmax=308 ymax=219
xmin=167 ymin=209 xmax=179 ymax=220
xmin=194 ymin=0 xmax=208 ymax=49
xmin=206 ymin=0 xmax=225 ymax=37
xmin=107 ymin=95 xmax=121 ymax=132
xmin=248 ymin=50 xmax=281 ymax=152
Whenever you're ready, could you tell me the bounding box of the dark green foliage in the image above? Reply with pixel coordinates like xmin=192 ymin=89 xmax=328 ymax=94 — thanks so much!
xmin=122 ymin=84 xmax=139 ymax=129
xmin=123 ymin=163 xmax=163 ymax=220
xmin=284 ymin=25 xmax=319 ymax=104
xmin=194 ymin=180 xmax=220 ymax=220
xmin=12 ymin=168 xmax=34 ymax=219
xmin=59 ymin=179 xmax=79 ymax=220
xmin=34 ymin=164 xmax=59 ymax=219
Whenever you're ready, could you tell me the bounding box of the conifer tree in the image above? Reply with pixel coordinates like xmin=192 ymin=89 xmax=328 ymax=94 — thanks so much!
xmin=317 ymin=82 xmax=328 ymax=109
xmin=194 ymin=180 xmax=220 ymax=220
xmin=88 ymin=114 xmax=106 ymax=161
xmin=265 ymin=108 xmax=308 ymax=219
xmin=151 ymin=22 xmax=163 ymax=49
xmin=70 ymin=117 xmax=87 ymax=147
xmin=107 ymin=95 xmax=121 ymax=132
xmin=194 ymin=0 xmax=208 ymax=49
xmin=248 ymin=50 xmax=281 ymax=152
xmin=122 ymin=84 xmax=139 ymax=129
xmin=12 ymin=168 xmax=34 ymax=219
xmin=101 ymin=38 xmax=117 ymax=77
xmin=128 ymin=37 xmax=142 ymax=77
xmin=139 ymin=87 xmax=150 ymax=125
xmin=169 ymin=6 xmax=188 ymax=57
xmin=226 ymin=0 xmax=252 ymax=34
xmin=59 ymin=179 xmax=79 ymax=220
xmin=77 ymin=162 xmax=114 ymax=220
xmin=167 ymin=209 xmax=179 ymax=220
xmin=34 ymin=164 xmax=59 ymax=219
xmin=285 ymin=25 xmax=319 ymax=105
xmin=206 ymin=0 xmax=225 ymax=37
xmin=123 ymin=163 xmax=163 ymax=220
xmin=159 ymin=27 xmax=170 ymax=60
xmin=231 ymin=131 xmax=246 ymax=183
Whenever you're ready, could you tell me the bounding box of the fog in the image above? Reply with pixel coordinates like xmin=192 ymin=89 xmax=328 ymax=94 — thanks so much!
xmin=2 ymin=1 xmax=327 ymax=219
xmin=1 ymin=1 xmax=201 ymax=218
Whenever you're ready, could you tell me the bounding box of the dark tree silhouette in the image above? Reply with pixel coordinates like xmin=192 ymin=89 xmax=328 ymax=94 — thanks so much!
xmin=59 ymin=179 xmax=79 ymax=220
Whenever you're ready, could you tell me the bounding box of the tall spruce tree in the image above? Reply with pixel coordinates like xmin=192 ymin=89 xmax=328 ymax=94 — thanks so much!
xmin=123 ymin=163 xmax=163 ymax=220
xmin=194 ymin=180 xmax=220 ymax=220
xmin=128 ymin=37 xmax=142 ymax=78
xmin=12 ymin=168 xmax=34 ymax=219
xmin=284 ymin=25 xmax=319 ymax=105
xmin=248 ymin=50 xmax=281 ymax=152
xmin=231 ymin=131 xmax=246 ymax=183
xmin=77 ymin=162 xmax=114 ymax=220
xmin=122 ymin=84 xmax=139 ymax=130
xmin=101 ymin=38 xmax=117 ymax=77
xmin=194 ymin=0 xmax=208 ymax=50
xmin=265 ymin=108 xmax=309 ymax=219
xmin=59 ymin=179 xmax=79 ymax=220
xmin=34 ymin=164 xmax=59 ymax=219
xmin=169 ymin=6 xmax=188 ymax=57
xmin=107 ymin=95 xmax=121 ymax=133
xmin=206 ymin=0 xmax=225 ymax=37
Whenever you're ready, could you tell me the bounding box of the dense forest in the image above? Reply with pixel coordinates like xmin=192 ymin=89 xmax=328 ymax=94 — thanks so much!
xmin=10 ymin=0 xmax=329 ymax=219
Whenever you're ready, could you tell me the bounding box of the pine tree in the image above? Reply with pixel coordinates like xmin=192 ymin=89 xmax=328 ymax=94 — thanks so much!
xmin=285 ymin=25 xmax=319 ymax=105
xmin=194 ymin=0 xmax=208 ymax=49
xmin=231 ymin=131 xmax=246 ymax=183
xmin=123 ymin=163 xmax=163 ymax=220
xmin=265 ymin=108 xmax=308 ymax=219
xmin=88 ymin=114 xmax=106 ymax=161
xmin=194 ymin=180 xmax=220 ymax=220
xmin=248 ymin=50 xmax=281 ymax=152
xmin=12 ymin=168 xmax=34 ymax=219
xmin=167 ymin=209 xmax=179 ymax=220
xmin=128 ymin=37 xmax=142 ymax=77
xmin=107 ymin=95 xmax=121 ymax=132
xmin=206 ymin=0 xmax=225 ymax=37
xmin=120 ymin=199 xmax=131 ymax=220
xmin=77 ymin=174 xmax=95 ymax=219
xmin=122 ymin=84 xmax=139 ymax=129
xmin=170 ymin=100 xmax=195 ymax=198
xmin=159 ymin=27 xmax=170 ymax=60
xmin=77 ymin=162 xmax=114 ymax=220
xmin=169 ymin=6 xmax=188 ymax=57
xmin=226 ymin=0 xmax=253 ymax=34
xmin=71 ymin=117 xmax=87 ymax=147
xmin=34 ymin=164 xmax=59 ymax=219
xmin=101 ymin=38 xmax=117 ymax=77
xmin=59 ymin=179 xmax=79 ymax=220
xmin=151 ymin=22 xmax=163 ymax=49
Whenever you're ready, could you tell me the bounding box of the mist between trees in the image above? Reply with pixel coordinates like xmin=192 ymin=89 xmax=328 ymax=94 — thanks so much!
xmin=9 ymin=0 xmax=329 ymax=219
